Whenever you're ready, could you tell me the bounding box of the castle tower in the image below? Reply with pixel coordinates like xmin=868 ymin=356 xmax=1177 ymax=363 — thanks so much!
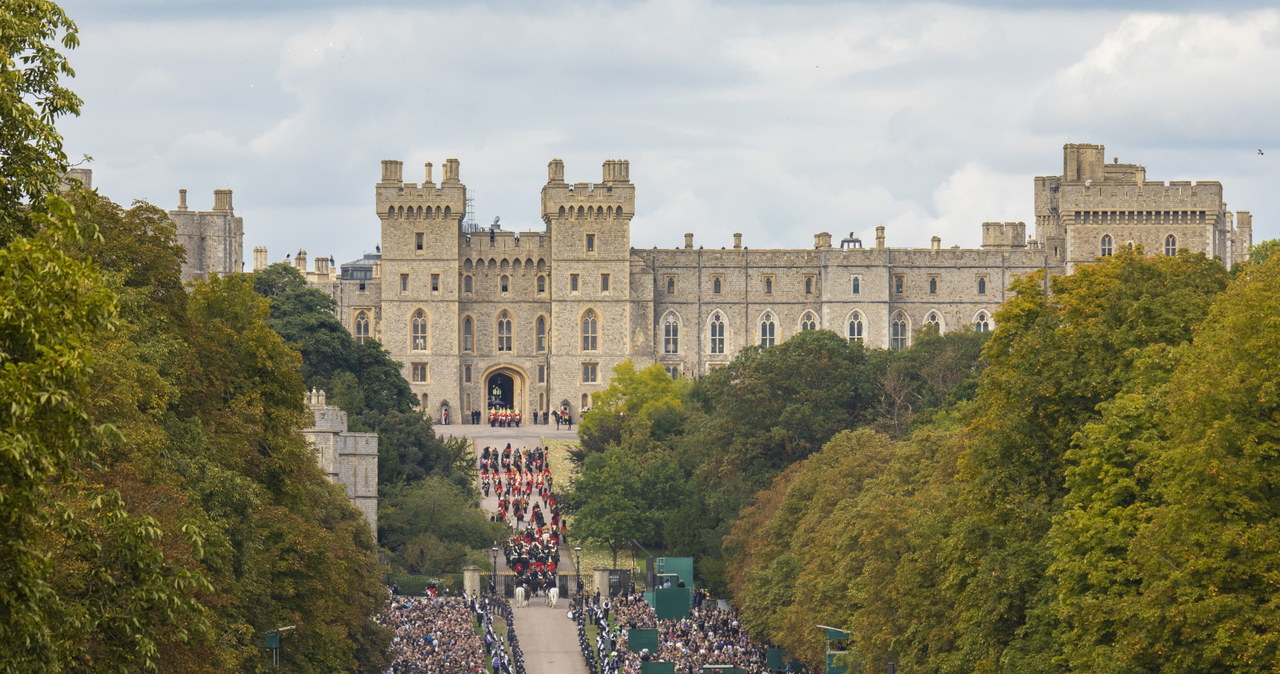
xmin=169 ymin=188 xmax=244 ymax=281
xmin=1036 ymin=143 xmax=1237 ymax=270
xmin=542 ymin=159 xmax=637 ymax=414
xmin=376 ymin=158 xmax=467 ymax=414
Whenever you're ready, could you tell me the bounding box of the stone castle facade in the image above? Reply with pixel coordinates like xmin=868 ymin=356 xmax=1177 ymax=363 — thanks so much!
xmin=300 ymin=389 xmax=379 ymax=536
xmin=255 ymin=143 xmax=1251 ymax=423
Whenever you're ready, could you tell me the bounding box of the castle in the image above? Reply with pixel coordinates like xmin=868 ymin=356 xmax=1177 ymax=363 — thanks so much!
xmin=248 ymin=143 xmax=1250 ymax=424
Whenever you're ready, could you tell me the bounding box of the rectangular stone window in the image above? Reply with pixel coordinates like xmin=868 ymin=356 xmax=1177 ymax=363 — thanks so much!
xmin=665 ymin=365 xmax=680 ymax=379
xmin=570 ymin=273 xmax=580 ymax=293
xmin=411 ymin=363 xmax=428 ymax=383
xmin=582 ymin=362 xmax=598 ymax=384
xmin=977 ymin=276 xmax=988 ymax=294
xmin=928 ymin=275 xmax=939 ymax=294
xmin=538 ymin=365 xmax=546 ymax=384
xmin=464 ymin=365 xmax=472 ymax=383
xmin=712 ymin=276 xmax=723 ymax=294
xmin=400 ymin=273 xmax=409 ymax=293
xmin=763 ymin=275 xmax=774 ymax=294
xmin=851 ymin=276 xmax=861 ymax=294
xmin=586 ymin=233 xmax=595 ymax=253
xmin=601 ymin=273 xmax=610 ymax=293
xmin=804 ymin=275 xmax=816 ymax=295
xmin=665 ymin=276 xmax=676 ymax=294
xmin=431 ymin=273 xmax=440 ymax=292
xmin=894 ymin=275 xmax=904 ymax=294
xmin=415 ymin=232 xmax=424 ymax=251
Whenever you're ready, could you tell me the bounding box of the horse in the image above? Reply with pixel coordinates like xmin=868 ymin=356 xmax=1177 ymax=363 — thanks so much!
xmin=546 ymin=585 xmax=559 ymax=609
xmin=514 ymin=584 xmax=527 ymax=608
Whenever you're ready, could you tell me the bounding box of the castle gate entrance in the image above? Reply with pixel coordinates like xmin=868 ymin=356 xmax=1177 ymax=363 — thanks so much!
xmin=482 ymin=366 xmax=528 ymax=414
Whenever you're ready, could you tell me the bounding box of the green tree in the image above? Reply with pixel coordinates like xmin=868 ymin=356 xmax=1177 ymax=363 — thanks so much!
xmin=579 ymin=360 xmax=690 ymax=456
xmin=380 ymin=476 xmax=507 ymax=574
xmin=0 ymin=0 xmax=82 ymax=242
xmin=568 ymin=447 xmax=686 ymax=568
xmin=1124 ymin=252 xmax=1280 ymax=670
xmin=0 ymin=199 xmax=116 ymax=669
xmin=943 ymin=251 xmax=1229 ymax=672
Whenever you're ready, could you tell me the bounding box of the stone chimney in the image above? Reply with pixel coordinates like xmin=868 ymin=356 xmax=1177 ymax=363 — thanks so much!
xmin=548 ymin=158 xmax=565 ymax=184
xmin=931 ymin=236 xmax=941 ymax=251
xmin=295 ymin=249 xmax=307 ymax=270
xmin=875 ymin=226 xmax=886 ymax=249
xmin=684 ymin=233 xmax=694 ymax=249
xmin=253 ymin=246 xmax=268 ymax=271
xmin=815 ymin=232 xmax=832 ymax=249
xmin=213 ymin=189 xmax=233 ymax=212
xmin=443 ymin=158 xmax=461 ymax=183
xmin=381 ymin=160 xmax=403 ymax=183
xmin=178 ymin=188 xmax=188 ymax=211
xmin=733 ymin=233 xmax=742 ymax=249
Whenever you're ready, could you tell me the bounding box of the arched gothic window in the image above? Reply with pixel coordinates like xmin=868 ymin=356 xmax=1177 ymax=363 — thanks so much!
xmin=709 ymin=313 xmax=725 ymax=354
xmin=1164 ymin=234 xmax=1177 ymax=256
xmin=496 ymin=311 xmax=512 ymax=352
xmin=536 ymin=316 xmax=547 ymax=353
xmin=411 ymin=309 xmax=428 ymax=351
xmin=848 ymin=312 xmax=864 ymax=343
xmin=463 ymin=275 xmax=473 ymax=293
xmin=713 ymin=278 xmax=722 ymax=294
xmin=500 ymin=275 xmax=510 ymax=293
xmin=801 ymin=312 xmax=817 ymax=331
xmin=891 ymin=312 xmax=909 ymax=351
xmin=925 ymin=311 xmax=940 ymax=330
xmin=759 ymin=313 xmax=776 ymax=347
xmin=663 ymin=315 xmax=680 ymax=354
xmin=462 ymin=316 xmax=474 ymax=352
xmin=977 ymin=277 xmax=987 ymax=294
xmin=975 ymin=311 xmax=991 ymax=332
xmin=666 ymin=277 xmax=676 ymax=294
xmin=354 ymin=311 xmax=369 ymax=344
xmin=581 ymin=310 xmax=598 ymax=352
xmin=1100 ymin=234 xmax=1114 ymax=257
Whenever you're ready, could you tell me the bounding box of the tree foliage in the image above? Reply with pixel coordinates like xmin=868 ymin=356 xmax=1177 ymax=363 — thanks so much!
xmin=718 ymin=251 xmax=1266 ymax=672
xmin=0 ymin=0 xmax=82 ymax=242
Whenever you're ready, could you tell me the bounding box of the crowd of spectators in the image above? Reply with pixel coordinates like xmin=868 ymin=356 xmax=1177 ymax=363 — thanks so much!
xmin=380 ymin=592 xmax=526 ymax=674
xmin=571 ymin=592 xmax=771 ymax=674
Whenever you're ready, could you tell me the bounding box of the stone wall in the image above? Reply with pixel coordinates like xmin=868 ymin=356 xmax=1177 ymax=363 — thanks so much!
xmin=301 ymin=389 xmax=379 ymax=538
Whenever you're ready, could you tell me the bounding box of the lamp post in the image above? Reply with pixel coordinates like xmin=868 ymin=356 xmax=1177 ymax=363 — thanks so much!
xmin=490 ymin=546 xmax=500 ymax=595
xmin=266 ymin=624 xmax=295 ymax=669
xmin=573 ymin=546 xmax=583 ymax=595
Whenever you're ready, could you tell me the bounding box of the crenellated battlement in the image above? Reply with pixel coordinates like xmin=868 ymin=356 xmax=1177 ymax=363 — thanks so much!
xmin=376 ymin=158 xmax=466 ymax=224
xmin=541 ymin=158 xmax=635 ymax=224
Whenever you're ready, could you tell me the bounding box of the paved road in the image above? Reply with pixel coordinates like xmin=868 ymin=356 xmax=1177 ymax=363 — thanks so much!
xmin=510 ymin=602 xmax=590 ymax=674
xmin=441 ymin=423 xmax=591 ymax=674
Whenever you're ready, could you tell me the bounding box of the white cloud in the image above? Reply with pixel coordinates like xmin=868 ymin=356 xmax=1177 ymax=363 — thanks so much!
xmin=1031 ymin=10 xmax=1280 ymax=144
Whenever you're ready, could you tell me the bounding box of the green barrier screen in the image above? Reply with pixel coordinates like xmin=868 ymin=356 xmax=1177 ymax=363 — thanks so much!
xmin=640 ymin=663 xmax=675 ymax=674
xmin=628 ymin=628 xmax=659 ymax=653
xmin=652 ymin=587 xmax=692 ymax=620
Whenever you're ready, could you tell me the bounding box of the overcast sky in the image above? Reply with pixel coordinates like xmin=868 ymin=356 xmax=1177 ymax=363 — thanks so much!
xmin=57 ymin=0 xmax=1279 ymax=265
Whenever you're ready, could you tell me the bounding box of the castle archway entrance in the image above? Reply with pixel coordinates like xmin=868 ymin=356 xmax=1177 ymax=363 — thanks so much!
xmin=482 ymin=365 xmax=528 ymax=414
